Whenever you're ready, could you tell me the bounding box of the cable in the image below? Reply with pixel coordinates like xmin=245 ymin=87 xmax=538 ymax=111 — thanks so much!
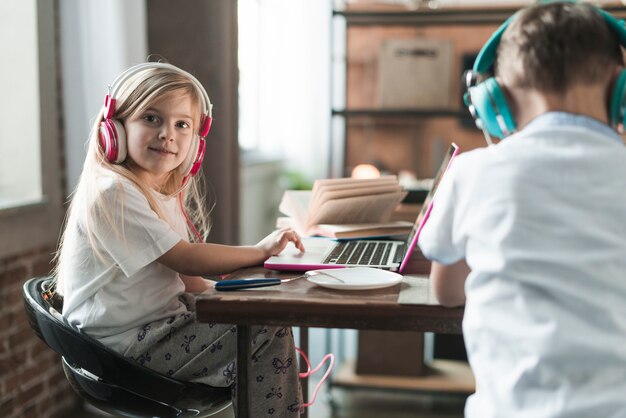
xmin=295 ymin=347 xmax=335 ymax=407
xmin=178 ymin=192 xmax=204 ymax=243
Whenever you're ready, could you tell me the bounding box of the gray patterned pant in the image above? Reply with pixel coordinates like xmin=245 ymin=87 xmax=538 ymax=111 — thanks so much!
xmin=123 ymin=294 xmax=303 ymax=417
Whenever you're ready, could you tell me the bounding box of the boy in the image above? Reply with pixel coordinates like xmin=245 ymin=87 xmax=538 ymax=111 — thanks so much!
xmin=418 ymin=2 xmax=626 ymax=417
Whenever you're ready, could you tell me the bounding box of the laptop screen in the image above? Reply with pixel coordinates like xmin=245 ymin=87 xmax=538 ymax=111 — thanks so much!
xmin=398 ymin=143 xmax=459 ymax=271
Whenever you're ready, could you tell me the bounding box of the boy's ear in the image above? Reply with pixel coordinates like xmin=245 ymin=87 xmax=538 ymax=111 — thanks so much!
xmin=498 ymin=81 xmax=518 ymax=120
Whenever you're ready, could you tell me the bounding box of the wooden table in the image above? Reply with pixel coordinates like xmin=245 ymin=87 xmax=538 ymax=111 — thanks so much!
xmin=195 ymin=264 xmax=464 ymax=418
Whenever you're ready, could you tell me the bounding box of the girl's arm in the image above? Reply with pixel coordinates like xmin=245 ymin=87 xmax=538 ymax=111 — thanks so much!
xmin=180 ymin=274 xmax=216 ymax=293
xmin=158 ymin=228 xmax=304 ymax=276
xmin=429 ymin=259 xmax=470 ymax=307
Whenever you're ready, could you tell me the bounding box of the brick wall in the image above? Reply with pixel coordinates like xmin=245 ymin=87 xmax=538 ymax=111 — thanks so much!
xmin=0 ymin=247 xmax=81 ymax=418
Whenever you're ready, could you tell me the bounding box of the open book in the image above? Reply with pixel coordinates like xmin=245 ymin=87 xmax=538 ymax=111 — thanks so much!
xmin=277 ymin=176 xmax=412 ymax=239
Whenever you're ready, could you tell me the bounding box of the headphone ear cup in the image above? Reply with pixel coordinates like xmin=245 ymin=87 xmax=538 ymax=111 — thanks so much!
xmin=180 ymin=136 xmax=206 ymax=179
xmin=189 ymin=137 xmax=206 ymax=177
xmin=99 ymin=119 xmax=127 ymax=164
xmin=467 ymin=77 xmax=516 ymax=139
xmin=609 ymin=69 xmax=626 ymax=130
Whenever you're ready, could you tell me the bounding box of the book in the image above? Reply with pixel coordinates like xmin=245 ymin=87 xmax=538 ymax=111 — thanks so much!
xmin=277 ymin=176 xmax=412 ymax=239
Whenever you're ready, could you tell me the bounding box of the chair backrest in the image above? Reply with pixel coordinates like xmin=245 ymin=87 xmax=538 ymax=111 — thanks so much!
xmin=23 ymin=277 xmax=231 ymax=417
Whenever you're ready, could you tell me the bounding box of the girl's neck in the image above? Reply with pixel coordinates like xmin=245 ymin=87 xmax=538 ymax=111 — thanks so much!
xmin=127 ymin=162 xmax=168 ymax=192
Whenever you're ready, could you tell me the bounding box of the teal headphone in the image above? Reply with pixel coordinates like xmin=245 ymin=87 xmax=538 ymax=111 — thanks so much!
xmin=464 ymin=3 xmax=626 ymax=139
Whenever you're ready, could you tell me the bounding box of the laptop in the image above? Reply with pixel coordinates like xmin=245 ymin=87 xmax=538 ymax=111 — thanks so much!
xmin=264 ymin=143 xmax=459 ymax=273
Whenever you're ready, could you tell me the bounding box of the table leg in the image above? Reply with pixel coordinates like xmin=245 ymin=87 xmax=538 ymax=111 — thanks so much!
xmin=325 ymin=329 xmax=336 ymax=411
xmin=236 ymin=325 xmax=251 ymax=418
xmin=300 ymin=327 xmax=309 ymax=418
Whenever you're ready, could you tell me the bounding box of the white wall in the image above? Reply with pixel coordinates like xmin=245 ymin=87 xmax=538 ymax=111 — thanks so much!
xmin=239 ymin=156 xmax=285 ymax=245
xmin=59 ymin=0 xmax=147 ymax=193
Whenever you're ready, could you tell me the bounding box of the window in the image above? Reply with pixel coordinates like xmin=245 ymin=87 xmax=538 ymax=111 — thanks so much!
xmin=237 ymin=0 xmax=331 ymax=181
xmin=0 ymin=0 xmax=63 ymax=258
xmin=0 ymin=1 xmax=41 ymax=209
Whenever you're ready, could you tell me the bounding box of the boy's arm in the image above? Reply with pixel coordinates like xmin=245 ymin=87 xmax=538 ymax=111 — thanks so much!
xmin=430 ymin=259 xmax=470 ymax=307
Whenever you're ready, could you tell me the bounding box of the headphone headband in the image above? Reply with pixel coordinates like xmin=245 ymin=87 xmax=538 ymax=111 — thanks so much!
xmin=473 ymin=4 xmax=626 ymax=76
xmin=472 ymin=14 xmax=515 ymax=75
xmin=103 ymin=62 xmax=213 ymax=136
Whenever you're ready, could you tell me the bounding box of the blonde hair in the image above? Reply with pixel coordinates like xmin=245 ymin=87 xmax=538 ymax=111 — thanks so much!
xmin=54 ymin=65 xmax=213 ymax=289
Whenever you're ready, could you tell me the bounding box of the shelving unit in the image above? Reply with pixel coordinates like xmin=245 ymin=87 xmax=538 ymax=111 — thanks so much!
xmin=329 ymin=3 xmax=514 ymax=178
xmin=328 ymin=5 xmax=511 ymax=398
xmin=329 ymin=2 xmax=626 ymax=178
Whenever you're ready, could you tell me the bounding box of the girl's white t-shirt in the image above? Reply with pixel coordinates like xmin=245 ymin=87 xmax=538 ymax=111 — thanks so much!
xmin=60 ymin=174 xmax=189 ymax=353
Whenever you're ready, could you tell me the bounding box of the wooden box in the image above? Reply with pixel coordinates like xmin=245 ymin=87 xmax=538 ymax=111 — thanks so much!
xmin=378 ymin=38 xmax=453 ymax=109
xmin=356 ymin=330 xmax=426 ymax=376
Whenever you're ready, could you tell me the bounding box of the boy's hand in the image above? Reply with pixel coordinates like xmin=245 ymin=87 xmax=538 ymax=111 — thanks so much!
xmin=256 ymin=228 xmax=305 ymax=257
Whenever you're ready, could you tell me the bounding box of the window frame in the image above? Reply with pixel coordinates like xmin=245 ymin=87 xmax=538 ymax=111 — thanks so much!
xmin=0 ymin=0 xmax=63 ymax=259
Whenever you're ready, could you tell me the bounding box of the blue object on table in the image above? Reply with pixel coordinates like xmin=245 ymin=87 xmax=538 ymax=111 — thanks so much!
xmin=215 ymin=278 xmax=282 ymax=291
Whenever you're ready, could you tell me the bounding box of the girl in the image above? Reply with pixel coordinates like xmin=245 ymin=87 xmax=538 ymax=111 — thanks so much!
xmin=55 ymin=62 xmax=305 ymax=417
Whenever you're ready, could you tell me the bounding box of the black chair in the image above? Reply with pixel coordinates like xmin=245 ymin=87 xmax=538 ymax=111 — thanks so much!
xmin=23 ymin=277 xmax=232 ymax=418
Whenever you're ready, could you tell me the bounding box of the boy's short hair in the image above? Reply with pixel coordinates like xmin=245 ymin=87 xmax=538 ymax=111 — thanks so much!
xmin=496 ymin=2 xmax=624 ymax=93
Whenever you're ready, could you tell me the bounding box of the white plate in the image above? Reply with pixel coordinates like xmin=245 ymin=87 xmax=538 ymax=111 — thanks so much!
xmin=306 ymin=267 xmax=403 ymax=290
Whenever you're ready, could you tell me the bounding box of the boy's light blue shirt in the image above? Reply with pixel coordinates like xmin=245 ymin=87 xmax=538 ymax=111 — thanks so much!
xmin=523 ymin=111 xmax=622 ymax=143
xmin=419 ymin=112 xmax=626 ymax=418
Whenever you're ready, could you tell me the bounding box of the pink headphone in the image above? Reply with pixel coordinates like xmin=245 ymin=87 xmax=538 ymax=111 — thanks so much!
xmin=98 ymin=62 xmax=213 ymax=179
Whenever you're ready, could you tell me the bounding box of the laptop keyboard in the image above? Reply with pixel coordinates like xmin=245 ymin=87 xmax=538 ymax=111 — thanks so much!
xmin=323 ymin=241 xmax=404 ymax=266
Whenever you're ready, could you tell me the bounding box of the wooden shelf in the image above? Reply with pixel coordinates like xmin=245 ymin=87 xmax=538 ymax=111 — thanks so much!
xmin=332 ymin=359 xmax=475 ymax=395
xmin=333 ymin=5 xmax=626 ymax=26
xmin=333 ymin=7 xmax=519 ymax=26
xmin=332 ymin=109 xmax=470 ymax=119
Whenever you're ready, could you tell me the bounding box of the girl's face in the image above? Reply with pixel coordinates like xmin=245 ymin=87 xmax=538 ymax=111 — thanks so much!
xmin=124 ymin=92 xmax=197 ymax=187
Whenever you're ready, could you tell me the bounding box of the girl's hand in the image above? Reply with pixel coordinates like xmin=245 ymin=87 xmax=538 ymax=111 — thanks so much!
xmin=255 ymin=228 xmax=305 ymax=258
